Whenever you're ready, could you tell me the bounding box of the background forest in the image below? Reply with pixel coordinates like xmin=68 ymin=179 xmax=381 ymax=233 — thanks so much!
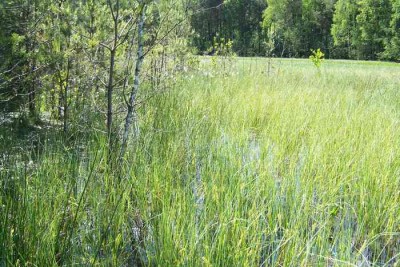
xmin=191 ymin=0 xmax=400 ymax=60
xmin=1 ymin=0 xmax=400 ymax=266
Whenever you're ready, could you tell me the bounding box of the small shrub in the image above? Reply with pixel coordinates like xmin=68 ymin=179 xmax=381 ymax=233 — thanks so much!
xmin=309 ymin=48 xmax=325 ymax=69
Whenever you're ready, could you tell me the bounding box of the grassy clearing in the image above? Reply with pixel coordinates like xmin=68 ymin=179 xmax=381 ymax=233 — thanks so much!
xmin=1 ymin=58 xmax=400 ymax=266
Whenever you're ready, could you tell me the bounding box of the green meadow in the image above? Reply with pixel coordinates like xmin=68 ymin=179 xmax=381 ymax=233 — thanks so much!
xmin=1 ymin=58 xmax=400 ymax=266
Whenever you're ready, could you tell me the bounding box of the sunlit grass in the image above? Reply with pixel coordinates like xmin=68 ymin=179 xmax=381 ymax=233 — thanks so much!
xmin=1 ymin=58 xmax=400 ymax=266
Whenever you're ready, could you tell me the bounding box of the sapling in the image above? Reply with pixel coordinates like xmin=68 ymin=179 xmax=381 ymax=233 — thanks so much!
xmin=309 ymin=48 xmax=325 ymax=70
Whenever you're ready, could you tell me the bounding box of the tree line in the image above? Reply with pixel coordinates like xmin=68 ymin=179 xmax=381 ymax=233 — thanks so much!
xmin=190 ymin=0 xmax=400 ymax=60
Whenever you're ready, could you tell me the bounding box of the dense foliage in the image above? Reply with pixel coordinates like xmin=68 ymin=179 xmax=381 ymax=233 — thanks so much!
xmin=0 ymin=0 xmax=193 ymax=133
xmin=190 ymin=0 xmax=267 ymax=56
xmin=190 ymin=0 xmax=400 ymax=60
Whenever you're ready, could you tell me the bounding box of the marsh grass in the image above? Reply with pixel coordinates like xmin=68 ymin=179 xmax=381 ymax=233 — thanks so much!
xmin=1 ymin=58 xmax=400 ymax=266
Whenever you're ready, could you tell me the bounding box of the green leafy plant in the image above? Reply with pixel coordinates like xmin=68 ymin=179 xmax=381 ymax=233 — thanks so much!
xmin=309 ymin=48 xmax=325 ymax=69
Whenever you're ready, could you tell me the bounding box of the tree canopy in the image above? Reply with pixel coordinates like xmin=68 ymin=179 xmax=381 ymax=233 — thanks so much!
xmin=189 ymin=0 xmax=400 ymax=60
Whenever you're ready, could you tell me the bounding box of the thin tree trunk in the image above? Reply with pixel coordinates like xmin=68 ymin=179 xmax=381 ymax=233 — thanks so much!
xmin=28 ymin=63 xmax=36 ymax=118
xmin=120 ymin=3 xmax=146 ymax=161
xmin=58 ymin=83 xmax=63 ymax=120
xmin=63 ymin=58 xmax=71 ymax=134
xmin=107 ymin=48 xmax=116 ymax=139
xmin=27 ymin=2 xmax=37 ymax=120
xmin=106 ymin=0 xmax=119 ymax=157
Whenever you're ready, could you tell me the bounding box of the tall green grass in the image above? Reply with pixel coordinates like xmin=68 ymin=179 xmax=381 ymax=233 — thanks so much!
xmin=1 ymin=58 xmax=399 ymax=266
